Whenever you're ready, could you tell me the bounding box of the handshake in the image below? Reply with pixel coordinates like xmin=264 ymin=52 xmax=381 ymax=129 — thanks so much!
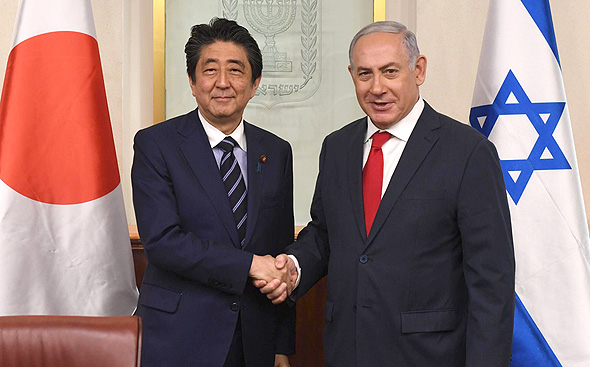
xmin=249 ymin=254 xmax=298 ymax=304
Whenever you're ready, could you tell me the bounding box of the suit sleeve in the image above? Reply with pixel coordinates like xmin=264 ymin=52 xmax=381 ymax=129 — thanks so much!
xmin=287 ymin=138 xmax=331 ymax=298
xmin=457 ymin=138 xmax=515 ymax=366
xmin=274 ymin=143 xmax=297 ymax=355
xmin=131 ymin=129 xmax=253 ymax=295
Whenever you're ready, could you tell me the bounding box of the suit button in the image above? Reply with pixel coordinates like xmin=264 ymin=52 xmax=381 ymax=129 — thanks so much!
xmin=359 ymin=255 xmax=368 ymax=264
xmin=230 ymin=302 xmax=239 ymax=312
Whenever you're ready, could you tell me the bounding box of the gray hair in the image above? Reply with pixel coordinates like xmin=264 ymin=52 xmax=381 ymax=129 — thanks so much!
xmin=348 ymin=21 xmax=420 ymax=70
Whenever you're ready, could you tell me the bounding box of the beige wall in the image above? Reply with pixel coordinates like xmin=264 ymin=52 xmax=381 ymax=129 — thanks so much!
xmin=1 ymin=0 xmax=589 ymax=225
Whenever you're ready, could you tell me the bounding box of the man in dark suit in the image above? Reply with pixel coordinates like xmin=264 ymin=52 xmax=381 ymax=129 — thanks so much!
xmin=261 ymin=21 xmax=515 ymax=366
xmin=132 ymin=18 xmax=295 ymax=367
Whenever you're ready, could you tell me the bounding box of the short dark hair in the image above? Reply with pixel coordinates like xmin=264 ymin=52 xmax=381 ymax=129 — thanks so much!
xmin=185 ymin=17 xmax=262 ymax=85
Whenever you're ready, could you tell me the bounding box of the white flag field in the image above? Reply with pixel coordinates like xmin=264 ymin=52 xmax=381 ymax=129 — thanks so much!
xmin=0 ymin=0 xmax=138 ymax=315
xmin=470 ymin=0 xmax=590 ymax=365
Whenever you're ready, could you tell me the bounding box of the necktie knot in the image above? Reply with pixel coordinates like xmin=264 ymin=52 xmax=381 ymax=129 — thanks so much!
xmin=217 ymin=137 xmax=237 ymax=153
xmin=371 ymin=131 xmax=391 ymax=150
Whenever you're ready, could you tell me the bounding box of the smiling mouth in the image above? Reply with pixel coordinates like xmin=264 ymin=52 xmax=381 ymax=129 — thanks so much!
xmin=371 ymin=101 xmax=392 ymax=110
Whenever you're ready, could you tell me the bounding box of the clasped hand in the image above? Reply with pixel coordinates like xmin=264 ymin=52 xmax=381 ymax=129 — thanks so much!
xmin=249 ymin=254 xmax=297 ymax=304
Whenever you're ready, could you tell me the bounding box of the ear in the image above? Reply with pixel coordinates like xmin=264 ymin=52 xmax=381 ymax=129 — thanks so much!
xmin=348 ymin=64 xmax=354 ymax=79
xmin=250 ymin=76 xmax=262 ymax=99
xmin=188 ymin=76 xmax=197 ymax=97
xmin=414 ymin=55 xmax=427 ymax=87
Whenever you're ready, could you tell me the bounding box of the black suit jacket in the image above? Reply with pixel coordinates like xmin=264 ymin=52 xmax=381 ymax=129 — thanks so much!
xmin=288 ymin=102 xmax=515 ymax=367
xmin=132 ymin=109 xmax=295 ymax=367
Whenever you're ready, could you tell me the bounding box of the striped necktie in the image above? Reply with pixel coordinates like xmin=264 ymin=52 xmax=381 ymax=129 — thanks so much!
xmin=217 ymin=137 xmax=247 ymax=248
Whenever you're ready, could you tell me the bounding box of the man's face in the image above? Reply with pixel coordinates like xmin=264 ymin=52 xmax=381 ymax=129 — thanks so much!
xmin=348 ymin=32 xmax=426 ymax=130
xmin=190 ymin=41 xmax=260 ymax=132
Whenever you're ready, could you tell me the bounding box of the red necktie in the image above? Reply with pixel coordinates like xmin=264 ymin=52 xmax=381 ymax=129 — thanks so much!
xmin=363 ymin=132 xmax=391 ymax=236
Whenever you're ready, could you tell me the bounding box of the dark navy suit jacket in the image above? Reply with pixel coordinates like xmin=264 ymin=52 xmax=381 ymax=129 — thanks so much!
xmin=288 ymin=102 xmax=515 ymax=367
xmin=132 ymin=109 xmax=295 ymax=367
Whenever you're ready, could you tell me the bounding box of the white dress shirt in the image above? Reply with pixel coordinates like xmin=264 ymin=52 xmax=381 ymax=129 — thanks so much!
xmin=290 ymin=97 xmax=425 ymax=290
xmin=198 ymin=109 xmax=248 ymax=187
xmin=363 ymin=97 xmax=424 ymax=197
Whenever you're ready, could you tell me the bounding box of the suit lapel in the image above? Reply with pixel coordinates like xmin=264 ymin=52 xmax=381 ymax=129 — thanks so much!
xmin=366 ymin=103 xmax=441 ymax=246
xmin=347 ymin=118 xmax=369 ymax=240
xmin=242 ymin=122 xmax=265 ymax=249
xmin=177 ymin=109 xmax=240 ymax=247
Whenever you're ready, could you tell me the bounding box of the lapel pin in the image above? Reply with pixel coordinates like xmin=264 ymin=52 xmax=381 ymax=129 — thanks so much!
xmin=257 ymin=155 xmax=267 ymax=173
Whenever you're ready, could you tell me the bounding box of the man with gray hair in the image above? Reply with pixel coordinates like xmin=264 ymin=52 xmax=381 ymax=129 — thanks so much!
xmin=259 ymin=21 xmax=515 ymax=366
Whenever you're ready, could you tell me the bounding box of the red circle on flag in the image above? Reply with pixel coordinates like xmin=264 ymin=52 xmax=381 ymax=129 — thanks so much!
xmin=0 ymin=32 xmax=120 ymax=204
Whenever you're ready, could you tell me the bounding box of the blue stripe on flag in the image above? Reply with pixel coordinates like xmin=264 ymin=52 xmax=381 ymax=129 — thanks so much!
xmin=520 ymin=0 xmax=560 ymax=66
xmin=511 ymin=293 xmax=562 ymax=367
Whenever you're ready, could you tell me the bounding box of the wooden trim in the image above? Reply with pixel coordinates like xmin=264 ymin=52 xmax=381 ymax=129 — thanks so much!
xmin=153 ymin=0 xmax=166 ymax=124
xmin=374 ymin=0 xmax=386 ymax=21
xmin=128 ymin=224 xmax=140 ymax=241
xmin=129 ymin=224 xmax=304 ymax=241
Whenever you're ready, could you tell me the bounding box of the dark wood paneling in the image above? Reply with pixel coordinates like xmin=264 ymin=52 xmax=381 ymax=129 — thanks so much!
xmin=288 ymin=276 xmax=327 ymax=367
xmin=130 ymin=240 xmax=147 ymax=290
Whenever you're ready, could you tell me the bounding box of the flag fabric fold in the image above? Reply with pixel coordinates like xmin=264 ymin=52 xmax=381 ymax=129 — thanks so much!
xmin=470 ymin=0 xmax=590 ymax=365
xmin=0 ymin=0 xmax=138 ymax=316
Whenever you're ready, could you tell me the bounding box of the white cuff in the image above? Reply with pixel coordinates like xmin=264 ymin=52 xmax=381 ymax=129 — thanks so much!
xmin=287 ymin=254 xmax=301 ymax=290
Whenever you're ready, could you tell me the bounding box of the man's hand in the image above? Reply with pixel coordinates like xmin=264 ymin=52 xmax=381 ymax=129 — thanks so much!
xmin=249 ymin=255 xmax=293 ymax=303
xmin=274 ymin=353 xmax=290 ymax=367
xmin=253 ymin=254 xmax=298 ymax=304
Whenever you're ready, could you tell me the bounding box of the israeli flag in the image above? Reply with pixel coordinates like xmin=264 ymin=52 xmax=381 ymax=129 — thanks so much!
xmin=470 ymin=0 xmax=590 ymax=365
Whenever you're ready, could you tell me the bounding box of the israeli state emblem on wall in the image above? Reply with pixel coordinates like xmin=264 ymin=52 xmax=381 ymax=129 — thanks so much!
xmin=221 ymin=0 xmax=322 ymax=108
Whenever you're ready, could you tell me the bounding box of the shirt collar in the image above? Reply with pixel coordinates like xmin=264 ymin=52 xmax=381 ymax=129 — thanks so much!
xmin=198 ymin=109 xmax=247 ymax=152
xmin=365 ymin=96 xmax=424 ymax=143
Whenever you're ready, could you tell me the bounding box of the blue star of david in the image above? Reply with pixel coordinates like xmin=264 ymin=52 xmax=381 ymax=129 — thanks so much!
xmin=469 ymin=70 xmax=570 ymax=204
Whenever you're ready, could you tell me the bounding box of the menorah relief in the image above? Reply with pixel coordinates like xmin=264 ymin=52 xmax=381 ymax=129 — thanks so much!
xmin=243 ymin=0 xmax=297 ymax=72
